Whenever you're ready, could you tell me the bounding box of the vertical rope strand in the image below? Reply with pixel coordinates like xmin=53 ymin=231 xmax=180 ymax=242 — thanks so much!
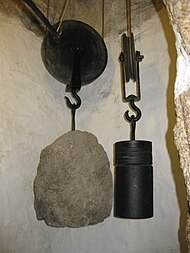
xmin=126 ymin=0 xmax=131 ymax=35
xmin=46 ymin=0 xmax=50 ymax=33
xmin=56 ymin=0 xmax=71 ymax=33
xmin=102 ymin=0 xmax=105 ymax=39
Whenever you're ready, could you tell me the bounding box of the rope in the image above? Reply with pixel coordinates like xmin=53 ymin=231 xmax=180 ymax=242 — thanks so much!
xmin=126 ymin=0 xmax=131 ymax=35
xmin=102 ymin=0 xmax=105 ymax=39
xmin=46 ymin=0 xmax=50 ymax=33
xmin=56 ymin=0 xmax=71 ymax=33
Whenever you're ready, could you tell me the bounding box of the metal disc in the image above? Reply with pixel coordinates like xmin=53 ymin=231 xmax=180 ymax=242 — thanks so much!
xmin=41 ymin=20 xmax=108 ymax=86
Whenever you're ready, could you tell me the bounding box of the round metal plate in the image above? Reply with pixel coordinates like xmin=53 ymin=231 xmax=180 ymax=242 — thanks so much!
xmin=41 ymin=20 xmax=108 ymax=86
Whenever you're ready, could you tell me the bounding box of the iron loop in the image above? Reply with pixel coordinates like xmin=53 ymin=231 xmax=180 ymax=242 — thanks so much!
xmin=65 ymin=89 xmax=81 ymax=110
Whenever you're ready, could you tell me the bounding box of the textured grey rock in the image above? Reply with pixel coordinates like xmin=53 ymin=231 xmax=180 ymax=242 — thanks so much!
xmin=0 ymin=0 xmax=163 ymax=37
xmin=164 ymin=0 xmax=190 ymax=250
xmin=34 ymin=130 xmax=112 ymax=228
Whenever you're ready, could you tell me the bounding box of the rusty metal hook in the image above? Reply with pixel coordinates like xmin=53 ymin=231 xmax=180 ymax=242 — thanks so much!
xmin=65 ymin=89 xmax=81 ymax=110
xmin=125 ymin=99 xmax=141 ymax=123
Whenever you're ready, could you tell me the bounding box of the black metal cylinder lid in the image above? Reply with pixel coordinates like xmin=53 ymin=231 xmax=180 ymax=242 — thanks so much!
xmin=115 ymin=140 xmax=152 ymax=166
xmin=114 ymin=140 xmax=153 ymax=219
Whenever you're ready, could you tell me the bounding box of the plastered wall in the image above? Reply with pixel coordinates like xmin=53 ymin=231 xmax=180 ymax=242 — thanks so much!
xmin=0 ymin=6 xmax=187 ymax=253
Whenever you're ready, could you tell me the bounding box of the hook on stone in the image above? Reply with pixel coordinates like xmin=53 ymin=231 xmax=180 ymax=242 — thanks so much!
xmin=65 ymin=89 xmax=81 ymax=110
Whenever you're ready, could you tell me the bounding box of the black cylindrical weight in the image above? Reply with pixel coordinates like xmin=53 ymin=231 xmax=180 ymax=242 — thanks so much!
xmin=114 ymin=140 xmax=153 ymax=219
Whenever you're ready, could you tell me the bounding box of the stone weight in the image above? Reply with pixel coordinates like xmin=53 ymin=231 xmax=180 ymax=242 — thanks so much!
xmin=34 ymin=130 xmax=112 ymax=228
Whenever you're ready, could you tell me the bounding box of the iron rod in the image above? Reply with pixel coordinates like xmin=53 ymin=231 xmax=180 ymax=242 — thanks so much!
xmin=71 ymin=109 xmax=76 ymax=131
xmin=23 ymin=0 xmax=56 ymax=34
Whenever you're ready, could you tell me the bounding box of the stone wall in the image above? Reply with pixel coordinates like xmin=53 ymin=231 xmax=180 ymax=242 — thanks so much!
xmin=0 ymin=1 xmax=187 ymax=252
xmin=0 ymin=0 xmax=163 ymax=37
xmin=164 ymin=1 xmax=190 ymax=251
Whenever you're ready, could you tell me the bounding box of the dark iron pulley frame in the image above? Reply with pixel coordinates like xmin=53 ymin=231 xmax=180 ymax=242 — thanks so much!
xmin=114 ymin=0 xmax=153 ymax=219
xmin=23 ymin=0 xmax=107 ymax=131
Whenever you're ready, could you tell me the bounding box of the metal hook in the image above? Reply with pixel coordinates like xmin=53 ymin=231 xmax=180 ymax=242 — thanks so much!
xmin=125 ymin=99 xmax=141 ymax=123
xmin=65 ymin=89 xmax=81 ymax=110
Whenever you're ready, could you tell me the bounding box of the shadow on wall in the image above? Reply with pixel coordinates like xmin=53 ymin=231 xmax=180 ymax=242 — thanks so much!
xmin=157 ymin=5 xmax=188 ymax=253
xmin=152 ymin=0 xmax=164 ymax=11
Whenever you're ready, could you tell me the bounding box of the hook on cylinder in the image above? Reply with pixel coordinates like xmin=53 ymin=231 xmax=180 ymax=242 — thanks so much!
xmin=124 ymin=99 xmax=141 ymax=140
xmin=65 ymin=89 xmax=81 ymax=110
xmin=125 ymin=99 xmax=141 ymax=123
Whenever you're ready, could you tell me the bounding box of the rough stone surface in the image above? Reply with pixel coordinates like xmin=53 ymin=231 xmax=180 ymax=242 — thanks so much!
xmin=164 ymin=0 xmax=190 ymax=55
xmin=0 ymin=0 xmax=163 ymax=37
xmin=174 ymin=88 xmax=190 ymax=251
xmin=164 ymin=0 xmax=190 ymax=251
xmin=164 ymin=0 xmax=190 ymax=97
xmin=34 ymin=130 xmax=112 ymax=228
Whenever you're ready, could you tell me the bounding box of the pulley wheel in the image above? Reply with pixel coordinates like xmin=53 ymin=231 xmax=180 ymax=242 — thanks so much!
xmin=41 ymin=20 xmax=108 ymax=86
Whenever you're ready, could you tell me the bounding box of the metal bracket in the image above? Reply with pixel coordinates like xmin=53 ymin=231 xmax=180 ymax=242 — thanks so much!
xmin=119 ymin=32 xmax=144 ymax=140
xmin=120 ymin=33 xmax=144 ymax=103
